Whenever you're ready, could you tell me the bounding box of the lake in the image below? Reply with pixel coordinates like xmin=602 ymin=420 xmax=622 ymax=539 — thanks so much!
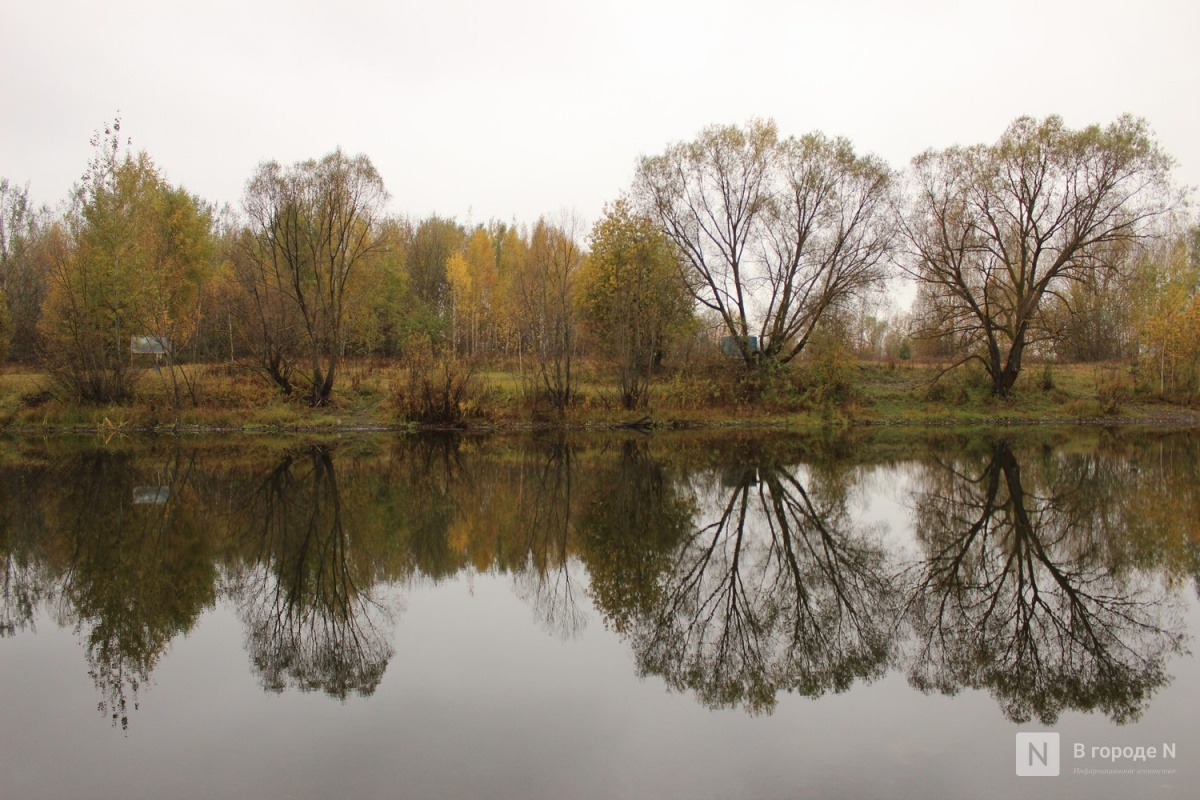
xmin=1 ymin=428 xmax=1197 ymax=799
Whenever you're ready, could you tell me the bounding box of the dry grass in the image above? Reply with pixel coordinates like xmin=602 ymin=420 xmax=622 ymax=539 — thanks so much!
xmin=1 ymin=357 xmax=1196 ymax=432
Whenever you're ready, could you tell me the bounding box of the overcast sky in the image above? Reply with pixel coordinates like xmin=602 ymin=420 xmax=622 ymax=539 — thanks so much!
xmin=2 ymin=0 xmax=1197 ymax=229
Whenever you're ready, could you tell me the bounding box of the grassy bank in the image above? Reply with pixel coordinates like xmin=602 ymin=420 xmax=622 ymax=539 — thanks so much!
xmin=1 ymin=358 xmax=1197 ymax=434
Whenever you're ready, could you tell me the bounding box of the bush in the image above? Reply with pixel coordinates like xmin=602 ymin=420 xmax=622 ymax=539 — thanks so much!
xmin=923 ymin=360 xmax=990 ymax=405
xmin=924 ymin=379 xmax=969 ymax=405
xmin=1064 ymin=398 xmax=1104 ymax=418
xmin=798 ymin=333 xmax=857 ymax=407
xmin=46 ymin=357 xmax=143 ymax=404
xmin=1095 ymin=366 xmax=1133 ymax=415
xmin=1039 ymin=362 xmax=1055 ymax=391
xmin=654 ymin=370 xmax=727 ymax=410
xmin=18 ymin=388 xmax=54 ymax=409
xmin=395 ymin=351 xmax=483 ymax=426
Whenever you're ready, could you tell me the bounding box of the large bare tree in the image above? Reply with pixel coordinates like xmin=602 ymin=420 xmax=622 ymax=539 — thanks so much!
xmin=634 ymin=120 xmax=894 ymax=366
xmin=242 ymin=149 xmax=388 ymax=406
xmin=898 ymin=115 xmax=1175 ymax=397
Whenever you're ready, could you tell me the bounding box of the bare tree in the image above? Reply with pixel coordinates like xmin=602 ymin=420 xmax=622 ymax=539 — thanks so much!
xmin=635 ymin=120 xmax=894 ymax=366
xmin=242 ymin=149 xmax=389 ymax=406
xmin=898 ymin=115 xmax=1176 ymax=396
xmin=230 ymin=226 xmax=305 ymax=394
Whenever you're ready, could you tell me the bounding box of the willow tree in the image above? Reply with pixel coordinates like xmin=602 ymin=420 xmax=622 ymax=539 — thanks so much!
xmin=899 ymin=115 xmax=1176 ymax=397
xmin=242 ymin=149 xmax=389 ymax=406
xmin=634 ymin=120 xmax=894 ymax=366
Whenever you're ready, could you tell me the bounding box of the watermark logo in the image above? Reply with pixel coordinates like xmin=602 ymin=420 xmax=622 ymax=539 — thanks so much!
xmin=1016 ymin=732 xmax=1060 ymax=777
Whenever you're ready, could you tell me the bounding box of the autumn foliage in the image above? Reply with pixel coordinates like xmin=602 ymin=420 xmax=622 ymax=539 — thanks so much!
xmin=1 ymin=114 xmax=1196 ymax=415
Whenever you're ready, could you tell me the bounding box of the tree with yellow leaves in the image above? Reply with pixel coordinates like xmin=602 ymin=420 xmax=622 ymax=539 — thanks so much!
xmin=580 ymin=198 xmax=693 ymax=409
xmin=40 ymin=119 xmax=215 ymax=403
xmin=1135 ymin=228 xmax=1200 ymax=400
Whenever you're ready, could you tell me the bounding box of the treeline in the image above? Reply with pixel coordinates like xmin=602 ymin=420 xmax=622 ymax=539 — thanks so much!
xmin=1 ymin=114 xmax=1198 ymax=413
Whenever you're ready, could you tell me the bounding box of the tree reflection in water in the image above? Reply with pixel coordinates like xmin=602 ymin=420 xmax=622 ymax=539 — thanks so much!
xmin=1 ymin=540 xmax=46 ymax=639
xmin=627 ymin=451 xmax=900 ymax=714
xmin=579 ymin=439 xmax=695 ymax=636
xmin=0 ymin=432 xmax=1194 ymax=728
xmin=53 ymin=448 xmax=214 ymax=729
xmin=509 ymin=439 xmax=589 ymax=640
xmin=905 ymin=440 xmax=1188 ymax=724
xmin=230 ymin=446 xmax=393 ymax=699
xmin=0 ymin=461 xmax=51 ymax=638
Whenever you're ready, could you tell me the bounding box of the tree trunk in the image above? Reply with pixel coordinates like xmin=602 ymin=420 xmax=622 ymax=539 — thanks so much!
xmin=993 ymin=333 xmax=1027 ymax=398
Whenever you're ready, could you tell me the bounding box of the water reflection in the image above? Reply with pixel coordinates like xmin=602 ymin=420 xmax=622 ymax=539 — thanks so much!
xmin=905 ymin=439 xmax=1190 ymax=724
xmin=0 ymin=431 xmax=1195 ymax=729
xmin=579 ymin=439 xmax=694 ymax=636
xmin=229 ymin=445 xmax=393 ymax=699
xmin=506 ymin=439 xmax=589 ymax=640
xmin=39 ymin=449 xmax=214 ymax=728
xmin=1 ymin=530 xmax=45 ymax=639
xmin=626 ymin=448 xmax=898 ymax=713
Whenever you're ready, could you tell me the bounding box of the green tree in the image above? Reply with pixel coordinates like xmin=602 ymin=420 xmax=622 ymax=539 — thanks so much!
xmin=0 ymin=179 xmax=51 ymax=362
xmin=581 ymin=198 xmax=692 ymax=408
xmin=635 ymin=120 xmax=894 ymax=367
xmin=241 ymin=149 xmax=389 ymax=406
xmin=40 ymin=120 xmax=215 ymax=403
xmin=405 ymin=214 xmax=463 ymax=307
xmin=577 ymin=439 xmax=693 ymax=632
xmin=898 ymin=115 xmax=1176 ymax=397
xmin=355 ymin=217 xmax=412 ymax=357
xmin=48 ymin=448 xmax=217 ymax=728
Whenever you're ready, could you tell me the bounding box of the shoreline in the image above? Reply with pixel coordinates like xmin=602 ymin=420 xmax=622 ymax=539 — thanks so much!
xmin=5 ymin=411 xmax=1199 ymax=437
xmin=5 ymin=361 xmax=1199 ymax=437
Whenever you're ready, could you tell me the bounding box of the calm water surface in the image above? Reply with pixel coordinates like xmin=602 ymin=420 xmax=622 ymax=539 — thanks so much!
xmin=1 ymin=429 xmax=1197 ymax=799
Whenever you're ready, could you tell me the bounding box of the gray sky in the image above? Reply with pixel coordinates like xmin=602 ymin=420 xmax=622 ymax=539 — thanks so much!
xmin=2 ymin=0 xmax=1197 ymax=228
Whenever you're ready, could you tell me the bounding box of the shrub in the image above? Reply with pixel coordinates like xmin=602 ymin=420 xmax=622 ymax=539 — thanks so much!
xmin=798 ymin=332 xmax=857 ymax=407
xmin=1064 ymin=398 xmax=1104 ymax=418
xmin=1039 ymin=362 xmax=1055 ymax=391
xmin=395 ymin=351 xmax=483 ymax=426
xmin=923 ymin=360 xmax=989 ymax=405
xmin=1095 ymin=366 xmax=1133 ymax=415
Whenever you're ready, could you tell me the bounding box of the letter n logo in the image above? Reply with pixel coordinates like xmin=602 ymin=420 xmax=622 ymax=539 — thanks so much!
xmin=1015 ymin=732 xmax=1060 ymax=776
